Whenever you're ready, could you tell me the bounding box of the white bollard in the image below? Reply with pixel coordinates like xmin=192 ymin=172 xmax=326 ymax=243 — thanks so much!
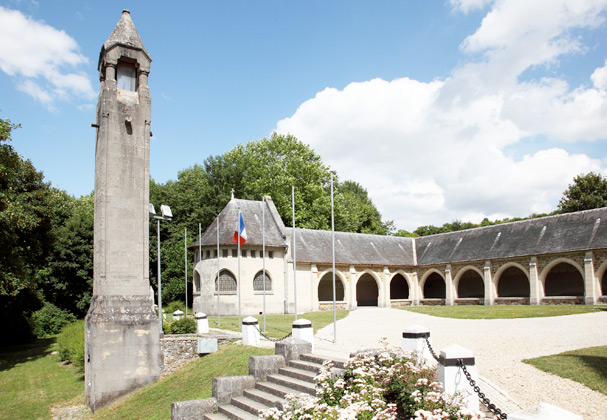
xmin=402 ymin=325 xmax=432 ymax=365
xmin=438 ymin=344 xmax=479 ymax=412
xmin=292 ymin=318 xmax=314 ymax=352
xmin=509 ymin=403 xmax=582 ymax=420
xmin=162 ymin=309 xmax=166 ymax=321
xmin=242 ymin=316 xmax=260 ymax=346
xmin=173 ymin=310 xmax=184 ymax=321
xmin=195 ymin=312 xmax=209 ymax=334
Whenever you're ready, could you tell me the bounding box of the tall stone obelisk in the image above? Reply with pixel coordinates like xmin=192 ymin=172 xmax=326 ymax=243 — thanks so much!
xmin=85 ymin=10 xmax=162 ymax=412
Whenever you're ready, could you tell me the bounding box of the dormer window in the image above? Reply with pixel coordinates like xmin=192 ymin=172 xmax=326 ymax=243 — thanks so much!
xmin=117 ymin=61 xmax=137 ymax=91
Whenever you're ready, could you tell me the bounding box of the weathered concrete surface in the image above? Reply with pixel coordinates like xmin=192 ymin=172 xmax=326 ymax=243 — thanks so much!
xmin=171 ymin=398 xmax=217 ymax=420
xmin=212 ymin=376 xmax=255 ymax=404
xmin=85 ymin=10 xmax=160 ymax=412
xmin=249 ymin=355 xmax=286 ymax=380
xmin=275 ymin=337 xmax=312 ymax=362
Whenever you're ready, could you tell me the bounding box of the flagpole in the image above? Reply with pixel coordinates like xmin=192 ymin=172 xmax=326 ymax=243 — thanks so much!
xmin=185 ymin=228 xmax=188 ymax=318
xmin=292 ymin=185 xmax=298 ymax=320
xmin=237 ymin=208 xmax=242 ymax=328
xmin=198 ymin=223 xmax=202 ymax=314
xmin=262 ymin=200 xmax=266 ymax=332
xmin=331 ymin=174 xmax=337 ymax=343
xmin=216 ymin=215 xmax=220 ymax=327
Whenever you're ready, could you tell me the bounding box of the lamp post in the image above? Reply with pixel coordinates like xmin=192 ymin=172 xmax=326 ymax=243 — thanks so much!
xmin=149 ymin=204 xmax=172 ymax=333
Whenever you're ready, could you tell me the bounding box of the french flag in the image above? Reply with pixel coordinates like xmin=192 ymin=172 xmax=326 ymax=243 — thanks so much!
xmin=232 ymin=213 xmax=247 ymax=246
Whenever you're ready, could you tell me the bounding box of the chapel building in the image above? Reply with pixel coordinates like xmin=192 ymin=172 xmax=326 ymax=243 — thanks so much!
xmin=191 ymin=196 xmax=607 ymax=315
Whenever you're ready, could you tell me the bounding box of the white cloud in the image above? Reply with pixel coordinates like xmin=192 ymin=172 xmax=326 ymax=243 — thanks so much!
xmin=449 ymin=0 xmax=494 ymax=14
xmin=0 ymin=6 xmax=94 ymax=108
xmin=276 ymin=0 xmax=607 ymax=231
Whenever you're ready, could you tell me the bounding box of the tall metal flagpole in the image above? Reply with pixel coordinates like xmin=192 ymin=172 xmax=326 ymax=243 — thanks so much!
xmin=292 ymin=185 xmax=298 ymax=320
xmin=216 ymin=215 xmax=221 ymax=327
xmin=185 ymin=228 xmax=188 ymax=318
xmin=237 ymin=208 xmax=242 ymax=327
xmin=157 ymin=219 xmax=162 ymax=333
xmin=198 ymin=223 xmax=202 ymax=313
xmin=262 ymin=200 xmax=266 ymax=332
xmin=331 ymin=175 xmax=337 ymax=343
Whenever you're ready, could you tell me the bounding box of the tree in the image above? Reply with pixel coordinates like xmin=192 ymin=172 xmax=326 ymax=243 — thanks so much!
xmin=38 ymin=192 xmax=94 ymax=317
xmin=557 ymin=172 xmax=607 ymax=213
xmin=0 ymin=118 xmax=54 ymax=342
xmin=334 ymin=181 xmax=393 ymax=235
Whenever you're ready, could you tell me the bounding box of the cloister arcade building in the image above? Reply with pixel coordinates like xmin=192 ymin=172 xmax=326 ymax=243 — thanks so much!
xmin=191 ymin=196 xmax=607 ymax=315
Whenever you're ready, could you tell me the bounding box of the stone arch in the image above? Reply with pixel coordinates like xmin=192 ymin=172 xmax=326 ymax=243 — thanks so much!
xmin=253 ymin=270 xmax=272 ymax=292
xmin=495 ymin=264 xmax=530 ymax=297
xmin=193 ymin=270 xmax=201 ymax=293
xmin=356 ymin=272 xmax=380 ymax=306
xmin=541 ymin=260 xmax=584 ymax=297
xmin=215 ymin=269 xmax=237 ymax=293
xmin=390 ymin=273 xmax=410 ymax=300
xmin=454 ymin=267 xmax=484 ymax=299
xmin=421 ymin=271 xmax=446 ymax=299
xmin=597 ymin=260 xmax=607 ymax=296
xmin=318 ymin=271 xmax=346 ymax=301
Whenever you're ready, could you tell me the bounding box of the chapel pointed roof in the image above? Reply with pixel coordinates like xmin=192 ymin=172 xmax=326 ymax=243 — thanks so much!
xmin=103 ymin=10 xmax=151 ymax=60
xmin=191 ymin=197 xmax=288 ymax=248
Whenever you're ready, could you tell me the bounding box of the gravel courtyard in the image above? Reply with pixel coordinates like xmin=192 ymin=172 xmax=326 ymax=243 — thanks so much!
xmin=312 ymin=307 xmax=607 ymax=419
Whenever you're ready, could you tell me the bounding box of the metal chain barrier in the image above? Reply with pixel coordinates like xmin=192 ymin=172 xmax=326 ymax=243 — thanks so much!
xmin=254 ymin=324 xmax=292 ymax=342
xmin=423 ymin=338 xmax=507 ymax=419
xmin=457 ymin=359 xmax=508 ymax=420
xmin=424 ymin=337 xmax=440 ymax=362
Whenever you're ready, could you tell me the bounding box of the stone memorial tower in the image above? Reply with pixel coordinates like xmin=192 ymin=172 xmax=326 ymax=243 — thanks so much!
xmin=85 ymin=10 xmax=161 ymax=412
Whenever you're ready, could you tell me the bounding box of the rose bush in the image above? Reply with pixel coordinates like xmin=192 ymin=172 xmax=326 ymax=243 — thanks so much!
xmin=260 ymin=343 xmax=483 ymax=420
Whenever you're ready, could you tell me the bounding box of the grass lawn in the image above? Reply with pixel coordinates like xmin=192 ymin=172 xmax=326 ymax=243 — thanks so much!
xmin=0 ymin=338 xmax=84 ymax=420
xmin=207 ymin=310 xmax=350 ymax=338
xmin=399 ymin=304 xmax=606 ymax=319
xmin=523 ymin=346 xmax=607 ymax=395
xmin=0 ymin=340 xmax=272 ymax=420
xmin=91 ymin=343 xmax=273 ymax=420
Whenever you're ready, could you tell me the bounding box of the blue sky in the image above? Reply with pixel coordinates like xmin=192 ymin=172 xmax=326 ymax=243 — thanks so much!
xmin=1 ymin=0 xmax=606 ymax=230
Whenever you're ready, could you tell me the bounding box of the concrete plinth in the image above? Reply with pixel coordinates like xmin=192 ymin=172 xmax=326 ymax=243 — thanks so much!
xmin=195 ymin=312 xmax=209 ymax=334
xmin=401 ymin=325 xmax=432 ymax=365
xmin=242 ymin=316 xmax=260 ymax=346
xmin=85 ymin=295 xmax=162 ymax=411
xmin=438 ymin=344 xmax=479 ymax=412
xmin=292 ymin=318 xmax=314 ymax=351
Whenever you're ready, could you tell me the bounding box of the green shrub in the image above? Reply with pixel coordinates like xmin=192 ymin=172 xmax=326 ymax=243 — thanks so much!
xmin=56 ymin=320 xmax=85 ymax=371
xmin=29 ymin=303 xmax=77 ymax=338
xmin=168 ymin=317 xmax=196 ymax=334
xmin=164 ymin=301 xmax=186 ymax=316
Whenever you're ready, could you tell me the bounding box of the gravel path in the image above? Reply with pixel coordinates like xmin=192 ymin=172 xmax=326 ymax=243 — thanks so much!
xmin=313 ymin=307 xmax=607 ymax=419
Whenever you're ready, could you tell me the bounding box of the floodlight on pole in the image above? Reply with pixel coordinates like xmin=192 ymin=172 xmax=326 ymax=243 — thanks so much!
xmin=150 ymin=204 xmax=173 ymax=334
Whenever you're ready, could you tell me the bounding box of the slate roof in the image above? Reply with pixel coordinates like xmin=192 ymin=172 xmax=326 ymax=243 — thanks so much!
xmin=190 ymin=197 xmax=288 ymax=248
xmin=415 ymin=207 xmax=607 ymax=266
xmin=290 ymin=229 xmax=416 ymax=266
xmin=191 ymin=197 xmax=607 ymax=267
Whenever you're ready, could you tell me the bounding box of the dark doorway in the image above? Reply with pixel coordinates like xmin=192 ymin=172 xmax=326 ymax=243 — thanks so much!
xmin=356 ymin=273 xmax=378 ymax=306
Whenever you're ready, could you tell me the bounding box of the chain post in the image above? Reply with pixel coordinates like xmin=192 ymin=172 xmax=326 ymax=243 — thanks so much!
xmin=457 ymin=359 xmax=508 ymax=419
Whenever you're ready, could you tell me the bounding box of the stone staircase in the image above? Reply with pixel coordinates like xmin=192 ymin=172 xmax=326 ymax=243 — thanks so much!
xmin=203 ymin=354 xmax=343 ymax=420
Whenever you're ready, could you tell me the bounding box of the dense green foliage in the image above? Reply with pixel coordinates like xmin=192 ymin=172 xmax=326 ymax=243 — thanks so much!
xmin=56 ymin=320 xmax=85 ymax=371
xmin=558 ymin=172 xmax=607 ymax=213
xmin=166 ymin=317 xmax=197 ymax=334
xmin=149 ymin=133 xmax=392 ymax=306
xmin=29 ymin=302 xmax=77 ymax=338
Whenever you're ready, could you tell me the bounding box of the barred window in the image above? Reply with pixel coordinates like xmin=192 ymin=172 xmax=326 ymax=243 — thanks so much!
xmin=242 ymin=250 xmax=247 ymax=257
xmin=253 ymin=271 xmax=272 ymax=292
xmin=215 ymin=270 xmax=237 ymax=292
xmin=232 ymin=249 xmax=237 ymax=258
xmin=251 ymin=250 xmax=256 ymax=258
xmin=206 ymin=250 xmax=211 ymax=258
xmin=222 ymin=249 xmax=228 ymax=258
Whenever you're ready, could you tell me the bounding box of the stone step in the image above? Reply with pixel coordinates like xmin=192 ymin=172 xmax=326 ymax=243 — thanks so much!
xmin=243 ymin=387 xmax=286 ymax=410
xmin=300 ymin=353 xmax=346 ymax=369
xmin=266 ymin=373 xmax=316 ymax=394
xmin=202 ymin=412 xmax=229 ymax=420
xmin=218 ymin=403 xmax=259 ymax=420
xmin=255 ymin=378 xmax=306 ymax=399
xmin=288 ymin=358 xmax=324 ymax=373
xmin=231 ymin=395 xmax=271 ymax=416
xmin=278 ymin=366 xmax=317 ymax=383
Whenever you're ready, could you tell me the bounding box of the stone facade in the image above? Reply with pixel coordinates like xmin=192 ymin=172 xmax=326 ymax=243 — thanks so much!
xmin=192 ymin=198 xmax=607 ymax=316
